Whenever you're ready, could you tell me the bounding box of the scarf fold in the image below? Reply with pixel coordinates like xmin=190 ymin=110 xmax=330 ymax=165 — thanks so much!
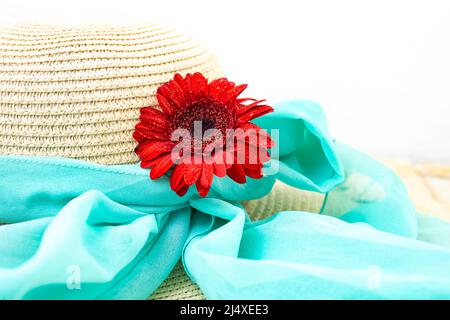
xmin=1 ymin=100 xmax=449 ymax=299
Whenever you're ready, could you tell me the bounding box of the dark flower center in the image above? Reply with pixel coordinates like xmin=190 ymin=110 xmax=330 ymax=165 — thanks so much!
xmin=191 ymin=118 xmax=216 ymax=136
xmin=170 ymin=99 xmax=235 ymax=150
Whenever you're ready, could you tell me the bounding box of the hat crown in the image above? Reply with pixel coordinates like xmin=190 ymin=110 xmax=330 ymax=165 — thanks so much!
xmin=0 ymin=23 xmax=222 ymax=164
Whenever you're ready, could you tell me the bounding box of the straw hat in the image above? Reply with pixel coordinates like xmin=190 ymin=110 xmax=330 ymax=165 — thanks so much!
xmin=0 ymin=22 xmax=326 ymax=299
xmin=0 ymin=23 xmax=222 ymax=165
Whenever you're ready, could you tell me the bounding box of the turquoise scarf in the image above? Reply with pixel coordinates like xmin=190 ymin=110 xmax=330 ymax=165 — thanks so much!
xmin=1 ymin=100 xmax=450 ymax=299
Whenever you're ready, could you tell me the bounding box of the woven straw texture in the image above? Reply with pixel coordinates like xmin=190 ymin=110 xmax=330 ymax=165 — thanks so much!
xmin=150 ymin=159 xmax=450 ymax=300
xmin=0 ymin=23 xmax=222 ymax=165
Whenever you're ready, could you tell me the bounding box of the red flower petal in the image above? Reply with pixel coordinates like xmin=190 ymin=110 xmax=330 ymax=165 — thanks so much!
xmin=186 ymin=72 xmax=208 ymax=100
xmin=224 ymin=151 xmax=235 ymax=169
xmin=227 ymin=164 xmax=247 ymax=184
xmin=239 ymin=122 xmax=274 ymax=148
xmin=183 ymin=163 xmax=202 ymax=186
xmin=135 ymin=141 xmax=153 ymax=159
xmin=232 ymin=133 xmax=271 ymax=168
xmin=157 ymin=92 xmax=177 ymax=115
xmin=213 ymin=162 xmax=227 ymax=177
xmin=242 ymin=162 xmax=263 ymax=171
xmin=210 ymin=150 xmax=232 ymax=177
xmin=157 ymin=80 xmax=184 ymax=109
xmin=139 ymin=107 xmax=170 ymax=132
xmin=238 ymin=99 xmax=266 ymax=112
xmin=196 ymin=163 xmax=214 ymax=197
xmin=140 ymin=106 xmax=169 ymax=119
xmin=174 ymin=73 xmax=192 ymax=104
xmin=149 ymin=153 xmax=174 ymax=180
xmin=237 ymin=102 xmax=274 ymax=125
xmin=236 ymin=97 xmax=257 ymax=104
xmin=170 ymin=164 xmax=189 ymax=196
xmin=136 ymin=141 xmax=175 ymax=162
xmin=168 ymin=79 xmax=186 ymax=108
xmin=244 ymin=167 xmax=263 ymax=179
xmin=242 ymin=142 xmax=271 ymax=164
xmin=133 ymin=123 xmax=169 ymax=141
xmin=140 ymin=159 xmax=153 ymax=169
xmin=134 ymin=131 xmax=169 ymax=142
xmin=208 ymin=78 xmax=235 ymax=104
xmin=226 ymin=84 xmax=247 ymax=103
xmin=141 ymin=152 xmax=170 ymax=169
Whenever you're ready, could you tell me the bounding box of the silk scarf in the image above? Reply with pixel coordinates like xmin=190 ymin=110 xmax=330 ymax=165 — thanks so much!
xmin=1 ymin=100 xmax=450 ymax=299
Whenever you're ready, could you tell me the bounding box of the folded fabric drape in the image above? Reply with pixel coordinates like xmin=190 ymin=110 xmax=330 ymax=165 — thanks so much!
xmin=1 ymin=100 xmax=449 ymax=299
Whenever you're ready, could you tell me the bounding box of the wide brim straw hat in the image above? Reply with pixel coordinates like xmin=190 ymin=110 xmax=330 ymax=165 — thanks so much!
xmin=0 ymin=21 xmax=328 ymax=299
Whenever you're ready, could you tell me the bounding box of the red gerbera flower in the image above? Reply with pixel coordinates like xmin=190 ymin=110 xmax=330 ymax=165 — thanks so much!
xmin=133 ymin=72 xmax=274 ymax=197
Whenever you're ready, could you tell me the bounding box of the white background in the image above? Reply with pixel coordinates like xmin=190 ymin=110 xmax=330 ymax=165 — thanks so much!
xmin=1 ymin=0 xmax=449 ymax=162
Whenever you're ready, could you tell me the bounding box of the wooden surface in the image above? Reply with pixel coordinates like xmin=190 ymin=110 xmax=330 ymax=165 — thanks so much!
xmin=382 ymin=158 xmax=450 ymax=222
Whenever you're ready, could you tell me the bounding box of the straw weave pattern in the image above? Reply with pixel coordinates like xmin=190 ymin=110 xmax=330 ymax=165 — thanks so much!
xmin=0 ymin=23 xmax=222 ymax=164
